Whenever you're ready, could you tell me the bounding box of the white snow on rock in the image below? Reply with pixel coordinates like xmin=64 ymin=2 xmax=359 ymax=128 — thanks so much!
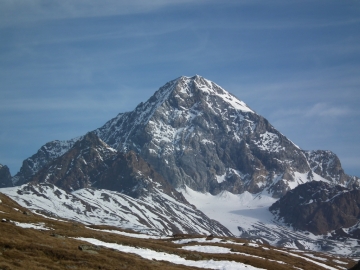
xmin=253 ymin=131 xmax=285 ymax=153
xmin=189 ymin=75 xmax=254 ymax=113
xmin=1 ymin=184 xmax=228 ymax=237
xmin=216 ymin=173 xmax=226 ymax=183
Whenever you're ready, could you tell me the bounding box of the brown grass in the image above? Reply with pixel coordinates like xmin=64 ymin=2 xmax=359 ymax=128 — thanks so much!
xmin=0 ymin=193 xmax=355 ymax=270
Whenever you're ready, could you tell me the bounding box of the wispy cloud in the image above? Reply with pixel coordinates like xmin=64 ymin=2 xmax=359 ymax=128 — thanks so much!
xmin=0 ymin=0 xmax=204 ymax=28
xmin=270 ymin=103 xmax=352 ymax=120
xmin=5 ymin=0 xmax=358 ymax=30
xmin=305 ymin=103 xmax=351 ymax=117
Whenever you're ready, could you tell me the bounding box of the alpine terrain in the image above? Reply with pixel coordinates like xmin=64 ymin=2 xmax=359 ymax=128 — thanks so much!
xmin=1 ymin=75 xmax=359 ymax=260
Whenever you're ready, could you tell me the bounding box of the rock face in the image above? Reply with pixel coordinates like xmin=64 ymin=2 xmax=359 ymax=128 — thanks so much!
xmin=0 ymin=164 xmax=12 ymax=188
xmin=304 ymin=150 xmax=359 ymax=188
xmin=11 ymin=75 xmax=359 ymax=198
xmin=30 ymin=132 xmax=187 ymax=203
xmin=29 ymin=132 xmax=116 ymax=192
xmin=270 ymin=181 xmax=360 ymax=235
xmin=12 ymin=137 xmax=79 ymax=186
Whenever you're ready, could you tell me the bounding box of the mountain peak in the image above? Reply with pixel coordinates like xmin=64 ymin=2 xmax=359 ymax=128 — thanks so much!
xmin=171 ymin=75 xmax=254 ymax=113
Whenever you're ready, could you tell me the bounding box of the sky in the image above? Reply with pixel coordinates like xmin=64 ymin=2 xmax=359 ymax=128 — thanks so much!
xmin=0 ymin=0 xmax=359 ymax=177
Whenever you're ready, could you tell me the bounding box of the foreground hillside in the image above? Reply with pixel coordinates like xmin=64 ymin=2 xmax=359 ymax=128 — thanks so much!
xmin=0 ymin=193 xmax=356 ymax=270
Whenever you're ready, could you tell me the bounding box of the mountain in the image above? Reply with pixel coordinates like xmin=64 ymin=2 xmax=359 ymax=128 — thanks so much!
xmin=0 ymin=164 xmax=12 ymax=188
xmin=95 ymin=75 xmax=358 ymax=196
xmin=94 ymin=75 xmax=310 ymax=197
xmin=10 ymin=75 xmax=359 ymax=197
xmin=1 ymin=75 xmax=359 ymax=256
xmin=270 ymin=181 xmax=360 ymax=235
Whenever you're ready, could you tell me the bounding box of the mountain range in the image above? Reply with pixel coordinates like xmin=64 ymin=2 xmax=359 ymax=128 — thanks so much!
xmin=1 ymin=75 xmax=359 ymax=258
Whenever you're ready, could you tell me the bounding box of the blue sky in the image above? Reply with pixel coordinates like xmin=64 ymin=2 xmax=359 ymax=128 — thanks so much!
xmin=1 ymin=0 xmax=359 ymax=177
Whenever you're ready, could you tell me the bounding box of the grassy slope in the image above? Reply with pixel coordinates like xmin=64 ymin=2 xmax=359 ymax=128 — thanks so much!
xmin=0 ymin=193 xmax=354 ymax=270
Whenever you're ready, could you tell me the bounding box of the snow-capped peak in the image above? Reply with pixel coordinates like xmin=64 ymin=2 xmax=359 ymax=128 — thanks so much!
xmin=174 ymin=75 xmax=254 ymax=113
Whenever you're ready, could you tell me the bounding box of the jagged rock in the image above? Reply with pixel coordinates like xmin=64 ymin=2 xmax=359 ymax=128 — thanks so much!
xmin=0 ymin=164 xmax=12 ymax=188
xmin=94 ymin=150 xmax=187 ymax=202
xmin=304 ymin=150 xmax=359 ymax=187
xmin=270 ymin=181 xmax=360 ymax=234
xmin=28 ymin=132 xmax=187 ymax=203
xmin=30 ymin=132 xmax=118 ymax=192
xmin=11 ymin=137 xmax=79 ymax=186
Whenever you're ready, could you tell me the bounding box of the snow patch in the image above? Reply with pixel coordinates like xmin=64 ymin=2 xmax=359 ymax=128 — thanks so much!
xmin=75 ymin=237 xmax=265 ymax=270
xmin=14 ymin=221 xmax=52 ymax=230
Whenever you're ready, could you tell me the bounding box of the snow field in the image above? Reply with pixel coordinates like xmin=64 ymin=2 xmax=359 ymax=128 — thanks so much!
xmin=180 ymin=186 xmax=359 ymax=259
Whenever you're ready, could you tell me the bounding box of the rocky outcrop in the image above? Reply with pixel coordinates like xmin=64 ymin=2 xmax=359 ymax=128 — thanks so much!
xmin=30 ymin=132 xmax=116 ymax=192
xmin=94 ymin=150 xmax=187 ymax=203
xmin=304 ymin=150 xmax=359 ymax=187
xmin=29 ymin=132 xmax=187 ymax=202
xmin=270 ymin=181 xmax=360 ymax=235
xmin=12 ymin=137 xmax=79 ymax=186
xmin=0 ymin=164 xmax=12 ymax=188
